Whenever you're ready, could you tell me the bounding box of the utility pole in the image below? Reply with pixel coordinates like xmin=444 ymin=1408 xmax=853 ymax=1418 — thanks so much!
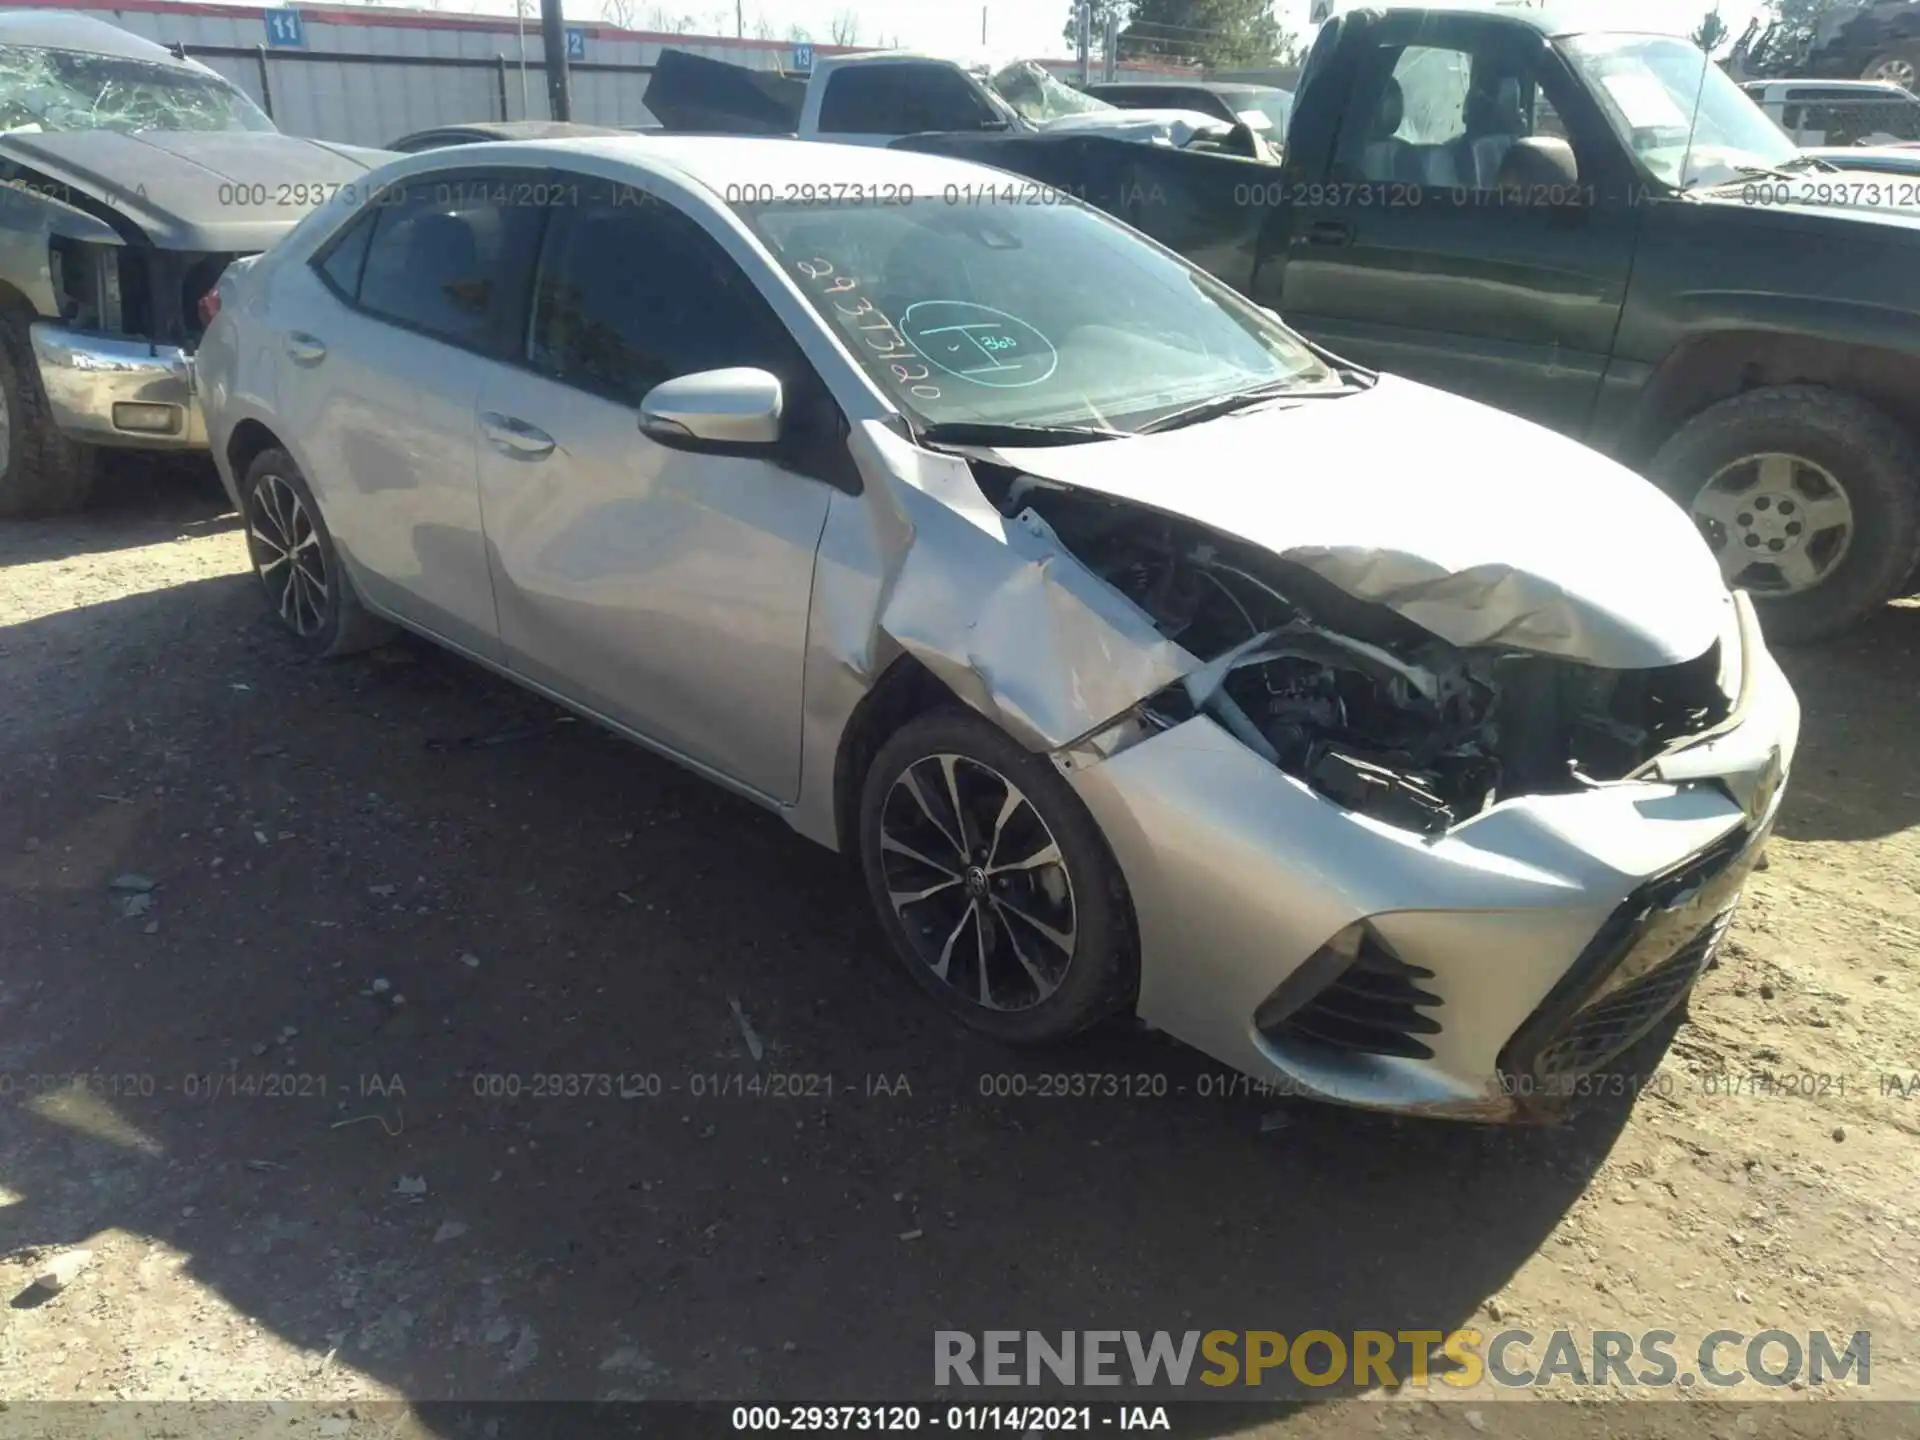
xmin=736 ymin=0 xmax=743 ymax=38
xmin=980 ymin=5 xmax=987 ymax=45
xmin=1103 ymin=8 xmax=1118 ymax=81
xmin=1075 ymin=0 xmax=1090 ymax=84
xmin=540 ymin=0 xmax=570 ymax=120
xmin=516 ymin=1 xmax=530 ymax=117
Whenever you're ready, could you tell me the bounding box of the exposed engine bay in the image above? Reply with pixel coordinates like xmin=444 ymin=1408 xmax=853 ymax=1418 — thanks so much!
xmin=49 ymin=232 xmax=242 ymax=347
xmin=979 ymin=469 xmax=1734 ymax=836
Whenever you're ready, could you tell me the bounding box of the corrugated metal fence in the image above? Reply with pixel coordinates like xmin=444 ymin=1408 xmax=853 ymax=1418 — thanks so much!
xmin=3 ymin=0 xmax=821 ymax=147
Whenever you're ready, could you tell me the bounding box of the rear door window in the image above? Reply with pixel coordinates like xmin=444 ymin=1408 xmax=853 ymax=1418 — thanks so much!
xmin=349 ymin=171 xmax=550 ymax=357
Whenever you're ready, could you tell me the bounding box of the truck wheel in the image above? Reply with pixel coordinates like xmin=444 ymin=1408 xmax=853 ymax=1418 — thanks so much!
xmin=1649 ymin=386 xmax=1920 ymax=644
xmin=858 ymin=708 xmax=1138 ymax=1046
xmin=0 ymin=312 xmax=97 ymax=517
xmin=1862 ymin=46 xmax=1920 ymax=88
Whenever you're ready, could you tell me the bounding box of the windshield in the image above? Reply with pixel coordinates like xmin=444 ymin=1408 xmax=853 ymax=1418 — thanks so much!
xmin=0 ymin=43 xmax=273 ymax=134
xmin=1561 ymin=33 xmax=1797 ymax=188
xmin=734 ymin=196 xmax=1331 ymax=435
xmin=988 ymin=62 xmax=1115 ymax=123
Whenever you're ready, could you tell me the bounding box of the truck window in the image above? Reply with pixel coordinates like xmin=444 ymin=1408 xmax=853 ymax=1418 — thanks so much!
xmin=1337 ymin=41 xmax=1574 ymax=193
xmin=817 ymin=64 xmax=1000 ymax=135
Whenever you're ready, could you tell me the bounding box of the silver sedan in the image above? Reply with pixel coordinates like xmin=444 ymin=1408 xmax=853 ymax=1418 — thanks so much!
xmin=197 ymin=137 xmax=1800 ymax=1121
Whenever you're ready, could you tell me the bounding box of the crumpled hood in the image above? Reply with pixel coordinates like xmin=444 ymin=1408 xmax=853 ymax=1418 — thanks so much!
xmin=0 ymin=130 xmax=390 ymax=250
xmin=986 ymin=375 xmax=1728 ymax=669
xmin=1035 ymin=108 xmax=1233 ymax=148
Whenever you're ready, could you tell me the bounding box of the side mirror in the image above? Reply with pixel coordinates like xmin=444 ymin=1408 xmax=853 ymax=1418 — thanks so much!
xmin=640 ymin=367 xmax=783 ymax=448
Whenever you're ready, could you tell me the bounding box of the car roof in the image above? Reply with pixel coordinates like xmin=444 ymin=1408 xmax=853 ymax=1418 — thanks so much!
xmin=0 ymin=9 xmax=193 ymax=66
xmin=446 ymin=134 xmax=1015 ymax=197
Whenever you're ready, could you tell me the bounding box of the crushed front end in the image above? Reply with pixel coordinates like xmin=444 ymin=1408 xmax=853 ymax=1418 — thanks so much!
xmin=980 ymin=474 xmax=1798 ymax=1121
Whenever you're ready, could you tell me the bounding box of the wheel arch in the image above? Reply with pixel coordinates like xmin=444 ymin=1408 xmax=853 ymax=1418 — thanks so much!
xmin=1617 ymin=331 xmax=1920 ymax=470
xmin=830 ymin=652 xmax=963 ymax=855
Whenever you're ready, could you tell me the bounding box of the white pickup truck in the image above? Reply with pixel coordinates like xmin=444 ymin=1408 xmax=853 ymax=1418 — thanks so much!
xmin=643 ymin=48 xmax=1276 ymax=159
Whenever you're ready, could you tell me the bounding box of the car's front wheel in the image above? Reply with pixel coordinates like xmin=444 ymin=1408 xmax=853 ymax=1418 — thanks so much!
xmin=858 ymin=708 xmax=1138 ymax=1045
xmin=1649 ymin=385 xmax=1920 ymax=643
xmin=0 ymin=311 xmax=97 ymax=517
xmin=241 ymin=447 xmax=391 ymax=658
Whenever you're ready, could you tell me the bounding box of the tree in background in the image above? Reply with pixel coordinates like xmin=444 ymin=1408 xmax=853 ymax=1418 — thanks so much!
xmin=830 ymin=10 xmax=862 ymax=45
xmin=1691 ymin=7 xmax=1731 ymax=54
xmin=1123 ymin=0 xmax=1287 ymax=70
xmin=1061 ymin=1 xmax=1131 ymax=53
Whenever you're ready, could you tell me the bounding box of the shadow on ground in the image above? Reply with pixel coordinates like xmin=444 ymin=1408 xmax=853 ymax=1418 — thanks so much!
xmin=1770 ymin=600 xmax=1920 ymax=843
xmin=0 ymin=568 xmax=1661 ymax=1421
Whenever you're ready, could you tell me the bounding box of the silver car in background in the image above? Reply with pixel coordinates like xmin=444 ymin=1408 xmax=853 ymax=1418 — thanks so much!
xmin=196 ymin=138 xmax=1800 ymax=1122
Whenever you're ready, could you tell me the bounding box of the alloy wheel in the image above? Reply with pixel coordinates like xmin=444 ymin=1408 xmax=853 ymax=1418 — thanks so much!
xmin=246 ymin=473 xmax=330 ymax=637
xmin=878 ymin=753 xmax=1077 ymax=1012
xmin=1868 ymin=56 xmax=1918 ymax=89
xmin=1688 ymin=452 xmax=1854 ymax=597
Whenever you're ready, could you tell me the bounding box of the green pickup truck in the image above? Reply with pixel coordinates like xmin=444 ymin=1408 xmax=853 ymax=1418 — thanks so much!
xmin=901 ymin=5 xmax=1920 ymax=642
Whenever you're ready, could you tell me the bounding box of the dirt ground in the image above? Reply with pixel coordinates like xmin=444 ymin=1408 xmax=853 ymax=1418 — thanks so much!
xmin=1 ymin=459 xmax=1917 ymax=1438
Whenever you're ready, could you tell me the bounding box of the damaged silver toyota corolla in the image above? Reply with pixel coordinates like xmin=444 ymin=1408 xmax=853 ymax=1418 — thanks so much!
xmin=199 ymin=138 xmax=1800 ymax=1121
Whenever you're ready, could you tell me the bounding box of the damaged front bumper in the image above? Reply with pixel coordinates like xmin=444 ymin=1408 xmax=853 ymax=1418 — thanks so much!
xmin=1057 ymin=593 xmax=1799 ymax=1122
xmin=29 ymin=322 xmax=207 ymax=450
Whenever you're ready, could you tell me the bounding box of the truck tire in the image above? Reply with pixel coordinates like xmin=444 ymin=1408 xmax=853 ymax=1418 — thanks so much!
xmin=1648 ymin=386 xmax=1920 ymax=644
xmin=1861 ymin=46 xmax=1920 ymax=89
xmin=0 ymin=311 xmax=97 ymax=517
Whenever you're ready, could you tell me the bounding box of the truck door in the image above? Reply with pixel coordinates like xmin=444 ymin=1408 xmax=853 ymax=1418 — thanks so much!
xmin=1275 ymin=11 xmax=1642 ymax=440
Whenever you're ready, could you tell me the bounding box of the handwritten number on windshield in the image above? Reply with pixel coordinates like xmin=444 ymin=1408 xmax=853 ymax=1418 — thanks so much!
xmin=794 ymin=257 xmax=942 ymax=402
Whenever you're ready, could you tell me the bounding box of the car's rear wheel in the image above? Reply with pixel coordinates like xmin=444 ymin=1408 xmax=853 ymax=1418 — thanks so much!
xmin=241 ymin=447 xmax=391 ymax=658
xmin=0 ymin=311 xmax=97 ymax=517
xmin=1649 ymin=385 xmax=1920 ymax=643
xmin=858 ymin=708 xmax=1137 ymax=1045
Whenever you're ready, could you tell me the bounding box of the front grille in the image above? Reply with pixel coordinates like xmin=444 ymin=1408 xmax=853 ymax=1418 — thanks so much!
xmin=1535 ymin=911 xmax=1731 ymax=1080
xmin=1264 ymin=931 xmax=1443 ymax=1060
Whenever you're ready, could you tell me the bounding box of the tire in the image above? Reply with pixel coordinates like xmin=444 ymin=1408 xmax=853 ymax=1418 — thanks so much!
xmin=241 ymin=447 xmax=391 ymax=658
xmin=1647 ymin=386 xmax=1920 ymax=644
xmin=858 ymin=707 xmax=1138 ymax=1046
xmin=1861 ymin=46 xmax=1920 ymax=89
xmin=0 ymin=310 xmax=98 ymax=517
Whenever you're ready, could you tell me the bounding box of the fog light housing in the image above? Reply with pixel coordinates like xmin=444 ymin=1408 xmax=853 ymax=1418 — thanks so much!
xmin=112 ymin=402 xmax=183 ymax=435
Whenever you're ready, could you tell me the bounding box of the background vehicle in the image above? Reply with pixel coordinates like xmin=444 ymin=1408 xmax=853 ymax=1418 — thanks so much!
xmin=1084 ymin=79 xmax=1294 ymax=140
xmin=387 ymin=120 xmax=634 ymax=153
xmin=197 ymin=136 xmax=1797 ymax=1123
xmin=0 ymin=11 xmax=387 ymax=516
xmin=643 ymin=48 xmax=1267 ymax=158
xmin=1742 ymin=77 xmax=1920 ymax=146
xmin=1803 ymin=0 xmax=1920 ymax=87
xmin=900 ymin=6 xmax=1920 ymax=642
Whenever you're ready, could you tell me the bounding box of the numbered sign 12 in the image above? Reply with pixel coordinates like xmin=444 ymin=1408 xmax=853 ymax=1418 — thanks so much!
xmin=264 ymin=7 xmax=304 ymax=48
xmin=565 ymin=28 xmax=586 ymax=60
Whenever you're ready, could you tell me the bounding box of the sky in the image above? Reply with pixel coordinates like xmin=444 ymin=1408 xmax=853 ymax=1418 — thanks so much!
xmin=297 ymin=0 xmax=1768 ymax=61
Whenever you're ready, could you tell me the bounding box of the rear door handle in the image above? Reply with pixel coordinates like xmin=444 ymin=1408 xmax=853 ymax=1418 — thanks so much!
xmin=284 ymin=331 xmax=327 ymax=364
xmin=480 ymin=411 xmax=556 ymax=460
xmin=1301 ymin=219 xmax=1355 ymax=248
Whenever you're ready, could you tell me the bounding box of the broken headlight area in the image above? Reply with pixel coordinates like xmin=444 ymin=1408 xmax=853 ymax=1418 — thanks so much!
xmin=49 ymin=235 xmax=247 ymax=345
xmin=993 ymin=476 xmax=1733 ymax=836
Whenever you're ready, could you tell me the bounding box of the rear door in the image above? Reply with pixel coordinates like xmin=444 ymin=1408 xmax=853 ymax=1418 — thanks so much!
xmin=472 ymin=176 xmax=841 ymax=803
xmin=1274 ymin=12 xmax=1643 ymax=438
xmin=266 ymin=168 xmax=546 ymax=660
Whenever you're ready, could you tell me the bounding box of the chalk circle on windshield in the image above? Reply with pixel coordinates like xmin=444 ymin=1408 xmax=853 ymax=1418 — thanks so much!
xmin=899 ymin=301 xmax=1058 ymax=389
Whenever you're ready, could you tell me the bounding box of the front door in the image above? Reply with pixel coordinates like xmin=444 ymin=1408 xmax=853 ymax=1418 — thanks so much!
xmin=474 ymin=178 xmax=836 ymax=803
xmin=1273 ymin=12 xmax=1643 ymax=439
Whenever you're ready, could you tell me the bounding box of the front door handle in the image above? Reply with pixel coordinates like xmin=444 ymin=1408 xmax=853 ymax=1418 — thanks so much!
xmin=1300 ymin=219 xmax=1354 ymax=248
xmin=480 ymin=412 xmax=556 ymax=460
xmin=284 ymin=331 xmax=327 ymax=364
